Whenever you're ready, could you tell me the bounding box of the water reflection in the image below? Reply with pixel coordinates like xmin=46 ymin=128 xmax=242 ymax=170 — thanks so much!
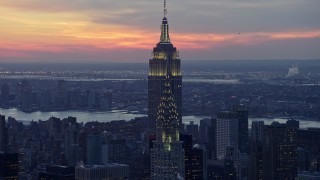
xmin=0 ymin=108 xmax=319 ymax=129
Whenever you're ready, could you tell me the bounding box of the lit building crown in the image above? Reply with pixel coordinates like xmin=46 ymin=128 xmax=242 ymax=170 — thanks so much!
xmin=160 ymin=17 xmax=170 ymax=43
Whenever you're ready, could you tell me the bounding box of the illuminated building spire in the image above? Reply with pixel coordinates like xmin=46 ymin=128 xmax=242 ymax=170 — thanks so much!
xmin=160 ymin=0 xmax=170 ymax=43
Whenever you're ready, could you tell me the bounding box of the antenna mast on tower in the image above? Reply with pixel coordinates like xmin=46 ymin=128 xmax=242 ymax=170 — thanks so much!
xmin=164 ymin=0 xmax=167 ymax=17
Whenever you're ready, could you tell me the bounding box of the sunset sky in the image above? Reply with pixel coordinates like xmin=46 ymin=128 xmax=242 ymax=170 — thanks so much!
xmin=0 ymin=0 xmax=319 ymax=62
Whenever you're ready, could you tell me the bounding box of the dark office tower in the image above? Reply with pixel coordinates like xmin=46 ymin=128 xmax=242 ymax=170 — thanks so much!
xmin=20 ymin=80 xmax=33 ymax=112
xmin=186 ymin=121 xmax=199 ymax=142
xmin=86 ymin=134 xmax=102 ymax=165
xmin=0 ymin=115 xmax=8 ymax=152
xmin=192 ymin=145 xmax=208 ymax=180
xmin=58 ymin=80 xmax=66 ymax=94
xmin=1 ymin=83 xmax=9 ymax=103
xmin=55 ymin=80 xmax=67 ymax=109
xmin=251 ymin=121 xmax=264 ymax=143
xmin=199 ymin=118 xmax=212 ymax=145
xmin=148 ymin=0 xmax=182 ymax=132
xmin=298 ymin=128 xmax=320 ymax=154
xmin=78 ymin=131 xmax=88 ymax=163
xmin=233 ymin=106 xmax=248 ymax=154
xmin=263 ymin=122 xmax=298 ymax=180
xmin=109 ymin=139 xmax=127 ymax=164
xmin=180 ymin=134 xmax=193 ymax=180
xmin=0 ymin=152 xmax=19 ymax=180
xmin=248 ymin=121 xmax=264 ymax=180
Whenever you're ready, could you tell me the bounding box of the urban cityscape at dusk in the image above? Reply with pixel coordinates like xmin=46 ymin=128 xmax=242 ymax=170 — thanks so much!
xmin=1 ymin=0 xmax=320 ymax=180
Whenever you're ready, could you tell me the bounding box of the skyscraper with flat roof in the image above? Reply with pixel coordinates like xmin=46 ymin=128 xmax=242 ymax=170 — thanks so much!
xmin=215 ymin=112 xmax=239 ymax=160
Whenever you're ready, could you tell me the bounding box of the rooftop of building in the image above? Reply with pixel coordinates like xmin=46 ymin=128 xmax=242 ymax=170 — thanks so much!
xmin=77 ymin=163 xmax=129 ymax=169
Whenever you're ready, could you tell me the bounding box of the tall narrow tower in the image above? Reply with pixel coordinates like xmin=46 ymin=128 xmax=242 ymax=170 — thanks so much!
xmin=150 ymin=1 xmax=185 ymax=179
xmin=148 ymin=0 xmax=182 ymax=132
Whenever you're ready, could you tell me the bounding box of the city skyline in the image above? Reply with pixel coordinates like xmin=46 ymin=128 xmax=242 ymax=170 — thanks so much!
xmin=1 ymin=0 xmax=320 ymax=62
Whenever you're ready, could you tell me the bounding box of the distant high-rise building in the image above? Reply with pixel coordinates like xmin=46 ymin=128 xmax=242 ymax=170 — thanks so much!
xmin=180 ymin=134 xmax=193 ymax=180
xmin=186 ymin=121 xmax=199 ymax=142
xmin=192 ymin=145 xmax=208 ymax=180
xmin=248 ymin=121 xmax=264 ymax=180
xmin=87 ymin=134 xmax=103 ymax=165
xmin=251 ymin=121 xmax=264 ymax=143
xmin=298 ymin=128 xmax=320 ymax=154
xmin=20 ymin=80 xmax=33 ymax=112
xmin=39 ymin=90 xmax=51 ymax=110
xmin=150 ymin=1 xmax=185 ymax=179
xmin=233 ymin=106 xmax=248 ymax=153
xmin=215 ymin=112 xmax=239 ymax=160
xmin=199 ymin=118 xmax=212 ymax=145
xmin=108 ymin=139 xmax=126 ymax=164
xmin=1 ymin=83 xmax=10 ymax=103
xmin=262 ymin=121 xmax=298 ymax=179
xmin=0 ymin=115 xmax=8 ymax=152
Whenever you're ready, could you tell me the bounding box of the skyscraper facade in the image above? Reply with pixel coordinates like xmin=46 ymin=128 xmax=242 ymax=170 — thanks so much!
xmin=150 ymin=77 xmax=185 ymax=179
xmin=148 ymin=4 xmax=182 ymax=131
xmin=215 ymin=112 xmax=239 ymax=160
xmin=0 ymin=115 xmax=8 ymax=152
xmin=149 ymin=1 xmax=184 ymax=179
xmin=262 ymin=122 xmax=298 ymax=179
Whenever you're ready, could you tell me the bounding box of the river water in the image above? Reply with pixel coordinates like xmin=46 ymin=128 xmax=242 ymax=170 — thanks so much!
xmin=0 ymin=108 xmax=319 ymax=129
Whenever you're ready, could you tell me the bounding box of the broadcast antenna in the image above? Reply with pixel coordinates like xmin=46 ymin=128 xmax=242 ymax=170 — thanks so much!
xmin=164 ymin=0 xmax=167 ymax=17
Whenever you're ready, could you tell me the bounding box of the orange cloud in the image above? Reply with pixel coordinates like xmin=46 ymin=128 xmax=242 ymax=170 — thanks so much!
xmin=1 ymin=5 xmax=319 ymax=60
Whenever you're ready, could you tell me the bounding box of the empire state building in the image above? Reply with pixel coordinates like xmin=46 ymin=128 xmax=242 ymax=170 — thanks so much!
xmin=149 ymin=1 xmax=184 ymax=179
xmin=148 ymin=1 xmax=182 ymax=132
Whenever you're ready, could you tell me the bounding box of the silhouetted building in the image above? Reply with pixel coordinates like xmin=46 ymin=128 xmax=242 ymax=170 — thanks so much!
xmin=109 ymin=139 xmax=126 ymax=164
xmin=262 ymin=121 xmax=298 ymax=179
xmin=298 ymin=128 xmax=320 ymax=154
xmin=87 ymin=134 xmax=103 ymax=165
xmin=233 ymin=106 xmax=248 ymax=153
xmin=215 ymin=112 xmax=238 ymax=160
xmin=248 ymin=121 xmax=264 ymax=180
xmin=0 ymin=115 xmax=8 ymax=152
xmin=298 ymin=128 xmax=320 ymax=172
xmin=180 ymin=134 xmax=192 ymax=180
xmin=20 ymin=80 xmax=33 ymax=112
xmin=199 ymin=118 xmax=212 ymax=145
xmin=192 ymin=144 xmax=207 ymax=180
xmin=1 ymin=83 xmax=10 ymax=103
xmin=186 ymin=121 xmax=199 ymax=142
xmin=0 ymin=152 xmax=19 ymax=180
